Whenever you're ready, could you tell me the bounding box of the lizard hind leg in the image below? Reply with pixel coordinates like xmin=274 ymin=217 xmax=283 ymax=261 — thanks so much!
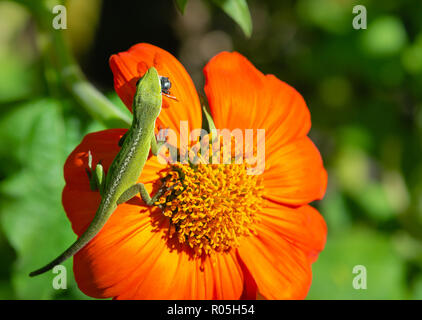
xmin=117 ymin=182 xmax=180 ymax=207
xmin=117 ymin=183 xmax=158 ymax=206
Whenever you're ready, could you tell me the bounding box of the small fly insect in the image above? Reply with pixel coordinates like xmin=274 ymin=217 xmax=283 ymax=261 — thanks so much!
xmin=160 ymin=76 xmax=171 ymax=94
xmin=159 ymin=76 xmax=178 ymax=101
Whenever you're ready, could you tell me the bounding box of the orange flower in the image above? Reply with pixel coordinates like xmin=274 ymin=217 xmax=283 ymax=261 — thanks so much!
xmin=63 ymin=43 xmax=328 ymax=299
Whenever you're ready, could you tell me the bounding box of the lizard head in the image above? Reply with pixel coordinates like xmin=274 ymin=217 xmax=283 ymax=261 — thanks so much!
xmin=132 ymin=67 xmax=163 ymax=121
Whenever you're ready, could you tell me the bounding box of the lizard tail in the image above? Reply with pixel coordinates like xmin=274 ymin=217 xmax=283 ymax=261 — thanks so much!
xmin=29 ymin=207 xmax=113 ymax=277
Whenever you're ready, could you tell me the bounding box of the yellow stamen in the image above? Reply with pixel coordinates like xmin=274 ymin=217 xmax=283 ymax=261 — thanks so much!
xmin=157 ymin=160 xmax=263 ymax=257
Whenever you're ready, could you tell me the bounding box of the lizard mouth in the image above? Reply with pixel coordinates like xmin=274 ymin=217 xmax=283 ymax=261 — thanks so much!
xmin=154 ymin=136 xmax=264 ymax=258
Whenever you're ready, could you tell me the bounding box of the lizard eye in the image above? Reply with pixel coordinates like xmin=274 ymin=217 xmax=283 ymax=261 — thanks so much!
xmin=159 ymin=76 xmax=171 ymax=94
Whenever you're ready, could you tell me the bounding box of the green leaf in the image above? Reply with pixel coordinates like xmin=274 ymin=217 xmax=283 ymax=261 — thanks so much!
xmin=0 ymin=229 xmax=15 ymax=299
xmin=361 ymin=16 xmax=408 ymax=57
xmin=319 ymin=189 xmax=352 ymax=234
xmin=212 ymin=0 xmax=252 ymax=37
xmin=307 ymin=227 xmax=407 ymax=299
xmin=0 ymin=99 xmax=92 ymax=299
xmin=202 ymin=104 xmax=216 ymax=132
xmin=174 ymin=0 xmax=188 ymax=14
xmin=412 ymin=276 xmax=422 ymax=299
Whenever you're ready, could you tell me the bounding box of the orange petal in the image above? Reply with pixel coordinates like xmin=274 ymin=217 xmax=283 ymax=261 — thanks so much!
xmin=258 ymin=200 xmax=327 ymax=263
xmin=204 ymin=52 xmax=311 ymax=149
xmin=110 ymin=43 xmax=202 ymax=136
xmin=263 ymin=137 xmax=327 ymax=206
xmin=74 ymin=208 xmax=244 ymax=299
xmin=62 ymin=129 xmax=166 ymax=233
xmin=73 ymin=203 xmax=163 ymax=298
xmin=63 ymin=129 xmax=244 ymax=299
xmin=238 ymin=202 xmax=326 ymax=299
xmin=112 ymin=247 xmax=244 ymax=299
xmin=237 ymin=251 xmax=258 ymax=300
xmin=62 ymin=129 xmax=126 ymax=235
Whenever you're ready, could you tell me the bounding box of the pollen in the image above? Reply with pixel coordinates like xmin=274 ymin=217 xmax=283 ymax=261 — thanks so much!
xmin=157 ymin=161 xmax=263 ymax=257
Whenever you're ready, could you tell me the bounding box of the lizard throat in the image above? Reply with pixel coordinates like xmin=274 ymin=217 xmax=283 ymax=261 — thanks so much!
xmin=156 ymin=162 xmax=263 ymax=258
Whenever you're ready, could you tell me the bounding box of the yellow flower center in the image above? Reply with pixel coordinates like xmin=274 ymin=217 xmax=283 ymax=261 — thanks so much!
xmin=157 ymin=162 xmax=263 ymax=257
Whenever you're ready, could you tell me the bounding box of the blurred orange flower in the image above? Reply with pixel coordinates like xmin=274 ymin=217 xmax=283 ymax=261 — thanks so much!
xmin=63 ymin=43 xmax=328 ymax=299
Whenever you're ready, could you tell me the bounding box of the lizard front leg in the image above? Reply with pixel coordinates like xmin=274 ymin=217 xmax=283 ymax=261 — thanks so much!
xmin=150 ymin=134 xmax=165 ymax=156
xmin=86 ymin=151 xmax=106 ymax=195
xmin=150 ymin=132 xmax=178 ymax=161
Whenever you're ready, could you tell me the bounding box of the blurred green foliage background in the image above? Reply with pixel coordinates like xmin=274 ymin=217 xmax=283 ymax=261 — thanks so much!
xmin=0 ymin=0 xmax=421 ymax=299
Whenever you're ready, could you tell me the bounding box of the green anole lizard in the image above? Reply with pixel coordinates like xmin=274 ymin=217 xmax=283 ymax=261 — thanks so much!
xmin=30 ymin=67 xmax=171 ymax=277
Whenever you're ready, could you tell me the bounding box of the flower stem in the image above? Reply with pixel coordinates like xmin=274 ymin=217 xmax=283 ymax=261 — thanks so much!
xmin=51 ymin=30 xmax=131 ymax=128
xmin=20 ymin=0 xmax=131 ymax=128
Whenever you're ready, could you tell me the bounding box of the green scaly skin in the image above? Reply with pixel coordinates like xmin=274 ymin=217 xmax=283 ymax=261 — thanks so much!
xmin=30 ymin=67 xmax=165 ymax=277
